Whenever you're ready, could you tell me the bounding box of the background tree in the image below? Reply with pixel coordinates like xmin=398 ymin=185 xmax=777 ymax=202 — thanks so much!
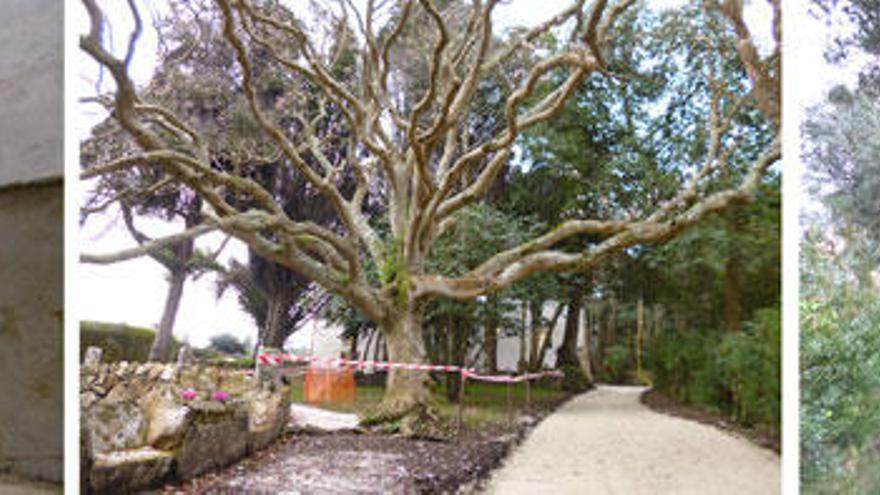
xmin=215 ymin=254 xmax=328 ymax=350
xmin=80 ymin=0 xmax=780 ymax=434
xmin=209 ymin=332 xmax=248 ymax=355
xmin=802 ymin=0 xmax=880 ymax=488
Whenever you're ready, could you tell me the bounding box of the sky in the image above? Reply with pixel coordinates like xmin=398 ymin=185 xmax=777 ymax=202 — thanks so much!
xmin=74 ymin=0 xmax=781 ymax=350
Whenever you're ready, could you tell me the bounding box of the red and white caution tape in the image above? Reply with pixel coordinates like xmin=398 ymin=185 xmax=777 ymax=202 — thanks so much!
xmin=257 ymin=352 xmax=565 ymax=383
xmin=258 ymin=352 xmax=466 ymax=373
xmin=462 ymin=369 xmax=564 ymax=383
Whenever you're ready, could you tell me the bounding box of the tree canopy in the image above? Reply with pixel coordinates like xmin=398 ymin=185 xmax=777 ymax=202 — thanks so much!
xmin=79 ymin=0 xmax=780 ymax=432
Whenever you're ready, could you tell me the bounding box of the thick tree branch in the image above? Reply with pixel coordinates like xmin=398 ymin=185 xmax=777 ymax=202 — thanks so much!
xmin=412 ymin=138 xmax=781 ymax=300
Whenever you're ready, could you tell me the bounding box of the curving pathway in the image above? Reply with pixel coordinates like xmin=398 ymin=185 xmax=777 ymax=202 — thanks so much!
xmin=483 ymin=385 xmax=780 ymax=494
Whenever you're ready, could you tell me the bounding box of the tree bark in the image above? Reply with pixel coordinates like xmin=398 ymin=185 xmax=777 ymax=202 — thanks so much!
xmin=445 ymin=319 xmax=469 ymax=402
xmin=724 ymin=208 xmax=745 ymax=333
xmin=556 ymin=284 xmax=590 ymax=391
xmin=636 ymin=295 xmax=645 ymax=382
xmin=534 ymin=302 xmax=565 ymax=370
xmin=484 ymin=307 xmax=499 ymax=374
xmin=148 ymin=269 xmax=186 ymax=362
xmin=529 ymin=299 xmax=543 ymax=369
xmin=607 ymin=294 xmax=618 ymax=349
xmin=518 ymin=300 xmax=528 ymax=372
xmin=723 ymin=247 xmax=744 ymax=333
xmin=262 ymin=294 xmax=286 ymax=348
xmin=582 ymin=302 xmax=595 ymax=379
xmin=365 ymin=308 xmax=439 ymax=436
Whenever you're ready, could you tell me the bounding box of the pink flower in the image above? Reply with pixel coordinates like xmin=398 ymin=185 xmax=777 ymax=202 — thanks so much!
xmin=181 ymin=389 xmax=198 ymax=401
xmin=212 ymin=390 xmax=230 ymax=402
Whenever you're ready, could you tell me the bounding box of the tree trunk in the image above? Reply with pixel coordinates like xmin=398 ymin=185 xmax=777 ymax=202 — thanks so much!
xmin=365 ymin=308 xmax=439 ymax=437
xmin=556 ymin=284 xmax=590 ymax=391
xmin=349 ymin=332 xmax=358 ymax=358
xmin=636 ymin=295 xmax=645 ymax=382
xmin=484 ymin=304 xmax=499 ymax=373
xmin=363 ymin=327 xmax=377 ymax=362
xmin=529 ymin=299 xmax=543 ymax=368
xmin=596 ymin=301 xmax=606 ymax=367
xmin=723 ymin=251 xmax=744 ymax=333
xmin=608 ymin=294 xmax=618 ymax=348
xmin=534 ymin=302 xmax=565 ymax=370
xmin=582 ymin=302 xmax=595 ymax=379
xmin=148 ymin=269 xmax=187 ymax=362
xmin=518 ymin=300 xmax=528 ymax=372
xmin=445 ymin=319 xmax=469 ymax=402
xmin=262 ymin=294 xmax=287 ymax=348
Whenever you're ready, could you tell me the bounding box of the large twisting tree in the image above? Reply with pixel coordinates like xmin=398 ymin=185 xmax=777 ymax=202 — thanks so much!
xmin=80 ymin=0 xmax=780 ymax=433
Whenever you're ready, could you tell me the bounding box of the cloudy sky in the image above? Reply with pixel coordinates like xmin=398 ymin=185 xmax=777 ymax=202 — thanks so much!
xmin=73 ymin=0 xmax=783 ymax=350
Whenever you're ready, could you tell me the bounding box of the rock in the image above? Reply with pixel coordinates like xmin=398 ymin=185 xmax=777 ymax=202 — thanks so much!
xmin=289 ymin=404 xmax=359 ymax=432
xmin=90 ymin=447 xmax=174 ymax=494
xmin=517 ymin=414 xmax=537 ymax=426
xmin=176 ymin=345 xmax=192 ymax=367
xmin=86 ymin=402 xmax=146 ymax=454
xmin=83 ymin=346 xmax=102 ymax=368
xmin=176 ymin=408 xmax=249 ymax=479
xmin=246 ymin=388 xmax=290 ymax=452
xmin=82 ymin=360 xmax=292 ymax=490
xmin=159 ymin=366 xmax=174 ymax=382
xmin=80 ymin=391 xmax=98 ymax=410
xmin=141 ymin=386 xmax=192 ymax=450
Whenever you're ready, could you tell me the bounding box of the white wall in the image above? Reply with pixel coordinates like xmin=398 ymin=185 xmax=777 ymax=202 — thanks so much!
xmin=493 ymin=301 xmax=579 ymax=372
xmin=0 ymin=182 xmax=63 ymax=483
xmin=0 ymin=0 xmax=64 ymax=483
xmin=0 ymin=0 xmax=63 ymax=186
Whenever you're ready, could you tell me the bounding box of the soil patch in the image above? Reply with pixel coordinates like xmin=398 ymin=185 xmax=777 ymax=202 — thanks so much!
xmin=159 ymin=395 xmax=571 ymax=494
xmin=640 ymin=388 xmax=779 ymax=454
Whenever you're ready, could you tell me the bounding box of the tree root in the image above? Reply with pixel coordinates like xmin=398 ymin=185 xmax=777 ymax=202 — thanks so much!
xmin=360 ymin=397 xmax=448 ymax=440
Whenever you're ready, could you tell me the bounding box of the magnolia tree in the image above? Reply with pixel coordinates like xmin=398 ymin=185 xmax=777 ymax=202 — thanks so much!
xmin=80 ymin=0 xmax=780 ymax=432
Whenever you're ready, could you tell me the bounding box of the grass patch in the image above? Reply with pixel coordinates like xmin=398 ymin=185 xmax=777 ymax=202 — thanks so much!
xmin=289 ymin=377 xmax=566 ymax=427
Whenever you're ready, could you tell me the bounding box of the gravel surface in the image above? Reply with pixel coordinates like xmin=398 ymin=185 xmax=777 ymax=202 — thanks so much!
xmin=162 ymin=395 xmax=570 ymax=494
xmin=482 ymin=385 xmax=780 ymax=494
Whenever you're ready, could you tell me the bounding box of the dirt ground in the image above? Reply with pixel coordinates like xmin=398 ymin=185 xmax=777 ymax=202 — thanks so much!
xmin=641 ymin=388 xmax=780 ymax=453
xmin=483 ymin=385 xmax=780 ymax=494
xmin=0 ymin=475 xmax=60 ymax=494
xmin=160 ymin=395 xmax=569 ymax=494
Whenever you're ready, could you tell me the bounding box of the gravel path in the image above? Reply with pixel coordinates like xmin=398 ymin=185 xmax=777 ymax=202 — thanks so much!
xmin=483 ymin=385 xmax=780 ymax=494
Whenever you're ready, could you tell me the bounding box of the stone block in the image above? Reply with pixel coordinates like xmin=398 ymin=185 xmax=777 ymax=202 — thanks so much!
xmin=175 ymin=406 xmax=248 ymax=479
xmin=90 ymin=447 xmax=174 ymax=494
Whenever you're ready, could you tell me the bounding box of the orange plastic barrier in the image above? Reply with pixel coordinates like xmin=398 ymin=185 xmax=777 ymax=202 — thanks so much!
xmin=304 ymin=365 xmax=356 ymax=403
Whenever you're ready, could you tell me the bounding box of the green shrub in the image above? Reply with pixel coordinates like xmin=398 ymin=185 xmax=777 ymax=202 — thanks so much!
xmin=559 ymin=364 xmax=591 ymax=392
xmin=80 ymin=321 xmax=181 ymax=363
xmin=645 ymin=308 xmax=780 ymax=433
xmin=602 ymin=344 xmax=631 ymax=384
xmin=801 ymin=292 xmax=880 ymax=492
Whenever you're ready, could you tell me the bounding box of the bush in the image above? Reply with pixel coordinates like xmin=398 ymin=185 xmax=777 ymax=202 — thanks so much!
xmin=645 ymin=308 xmax=780 ymax=432
xmin=559 ymin=364 xmax=591 ymax=392
xmin=801 ymin=292 xmax=880 ymax=492
xmin=602 ymin=344 xmax=631 ymax=384
xmin=80 ymin=321 xmax=181 ymax=363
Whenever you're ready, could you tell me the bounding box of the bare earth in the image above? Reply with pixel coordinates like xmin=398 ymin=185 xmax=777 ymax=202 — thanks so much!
xmin=0 ymin=475 xmax=60 ymax=495
xmin=482 ymin=385 xmax=780 ymax=495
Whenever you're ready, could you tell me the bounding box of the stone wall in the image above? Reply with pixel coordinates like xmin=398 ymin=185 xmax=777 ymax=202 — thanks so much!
xmin=81 ymin=356 xmax=290 ymax=494
xmin=0 ymin=180 xmax=64 ymax=483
